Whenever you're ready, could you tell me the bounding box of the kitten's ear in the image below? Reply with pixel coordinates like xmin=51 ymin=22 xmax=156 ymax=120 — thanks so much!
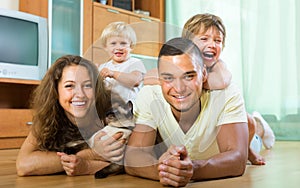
xmin=127 ymin=101 xmax=133 ymax=115
xmin=127 ymin=101 xmax=133 ymax=110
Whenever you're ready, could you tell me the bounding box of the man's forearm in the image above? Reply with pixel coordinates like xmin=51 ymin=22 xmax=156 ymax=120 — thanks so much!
xmin=125 ymin=148 xmax=159 ymax=180
xmin=125 ymin=165 xmax=159 ymax=180
xmin=192 ymin=150 xmax=247 ymax=180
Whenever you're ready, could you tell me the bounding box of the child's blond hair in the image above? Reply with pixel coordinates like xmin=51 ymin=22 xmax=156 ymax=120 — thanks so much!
xmin=182 ymin=13 xmax=226 ymax=49
xmin=100 ymin=21 xmax=137 ymax=48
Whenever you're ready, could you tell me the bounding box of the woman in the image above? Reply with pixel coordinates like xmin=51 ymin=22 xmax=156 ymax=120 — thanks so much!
xmin=16 ymin=55 xmax=126 ymax=176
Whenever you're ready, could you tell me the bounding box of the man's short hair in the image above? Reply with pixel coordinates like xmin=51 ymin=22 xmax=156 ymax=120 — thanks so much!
xmin=158 ymin=37 xmax=204 ymax=70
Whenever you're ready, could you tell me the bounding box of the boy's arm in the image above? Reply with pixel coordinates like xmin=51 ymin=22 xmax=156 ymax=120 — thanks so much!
xmin=113 ymin=70 xmax=144 ymax=88
xmin=204 ymin=60 xmax=232 ymax=90
xmin=125 ymin=124 xmax=160 ymax=180
xmin=101 ymin=67 xmax=143 ymax=88
xmin=192 ymin=122 xmax=248 ymax=180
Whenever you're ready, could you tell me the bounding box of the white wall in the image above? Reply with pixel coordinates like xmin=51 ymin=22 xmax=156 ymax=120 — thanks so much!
xmin=0 ymin=0 xmax=19 ymax=10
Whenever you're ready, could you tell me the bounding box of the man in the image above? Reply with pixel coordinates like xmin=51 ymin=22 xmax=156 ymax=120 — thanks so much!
xmin=125 ymin=37 xmax=248 ymax=187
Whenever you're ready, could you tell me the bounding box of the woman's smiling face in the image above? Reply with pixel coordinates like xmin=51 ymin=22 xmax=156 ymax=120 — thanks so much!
xmin=58 ymin=64 xmax=94 ymax=124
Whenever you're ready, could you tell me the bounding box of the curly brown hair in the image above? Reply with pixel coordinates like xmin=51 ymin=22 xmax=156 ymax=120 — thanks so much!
xmin=30 ymin=55 xmax=112 ymax=151
xmin=182 ymin=13 xmax=226 ymax=49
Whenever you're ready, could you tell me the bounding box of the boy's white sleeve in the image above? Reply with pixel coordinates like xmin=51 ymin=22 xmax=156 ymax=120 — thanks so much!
xmin=98 ymin=63 xmax=105 ymax=71
xmin=130 ymin=58 xmax=147 ymax=74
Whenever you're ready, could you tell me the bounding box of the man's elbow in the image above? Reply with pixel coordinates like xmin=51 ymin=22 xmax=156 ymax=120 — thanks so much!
xmin=234 ymin=163 xmax=246 ymax=177
xmin=232 ymin=151 xmax=248 ymax=177
xmin=124 ymin=152 xmax=140 ymax=177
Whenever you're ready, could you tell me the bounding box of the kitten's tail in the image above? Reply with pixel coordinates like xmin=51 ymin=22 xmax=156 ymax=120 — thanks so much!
xmin=94 ymin=163 xmax=125 ymax=179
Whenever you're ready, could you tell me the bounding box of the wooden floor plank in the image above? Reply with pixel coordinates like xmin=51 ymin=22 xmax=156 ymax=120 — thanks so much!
xmin=0 ymin=141 xmax=299 ymax=188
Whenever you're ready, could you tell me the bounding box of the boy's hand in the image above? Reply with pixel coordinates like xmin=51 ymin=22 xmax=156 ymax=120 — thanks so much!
xmin=100 ymin=68 xmax=114 ymax=78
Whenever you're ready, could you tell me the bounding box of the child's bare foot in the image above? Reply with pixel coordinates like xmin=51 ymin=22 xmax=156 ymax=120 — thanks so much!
xmin=248 ymin=148 xmax=265 ymax=165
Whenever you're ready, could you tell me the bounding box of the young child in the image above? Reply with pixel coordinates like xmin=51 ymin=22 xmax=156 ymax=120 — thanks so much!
xmin=182 ymin=13 xmax=275 ymax=165
xmin=98 ymin=21 xmax=146 ymax=103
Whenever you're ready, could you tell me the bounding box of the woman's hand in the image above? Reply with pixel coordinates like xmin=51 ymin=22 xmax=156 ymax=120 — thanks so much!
xmin=57 ymin=152 xmax=90 ymax=176
xmin=158 ymin=145 xmax=193 ymax=187
xmin=91 ymin=131 xmax=126 ymax=163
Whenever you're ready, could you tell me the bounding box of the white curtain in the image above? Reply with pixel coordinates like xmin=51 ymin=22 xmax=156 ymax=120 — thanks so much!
xmin=165 ymin=0 xmax=300 ymax=121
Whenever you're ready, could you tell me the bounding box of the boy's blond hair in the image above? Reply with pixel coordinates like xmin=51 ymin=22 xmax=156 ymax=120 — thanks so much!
xmin=182 ymin=13 xmax=226 ymax=49
xmin=100 ymin=21 xmax=137 ymax=48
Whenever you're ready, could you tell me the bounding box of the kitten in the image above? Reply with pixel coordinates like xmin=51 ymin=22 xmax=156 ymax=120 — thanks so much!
xmin=88 ymin=99 xmax=134 ymax=146
xmin=91 ymin=94 xmax=134 ymax=179
xmin=61 ymin=92 xmax=134 ymax=178
xmin=62 ymin=140 xmax=86 ymax=155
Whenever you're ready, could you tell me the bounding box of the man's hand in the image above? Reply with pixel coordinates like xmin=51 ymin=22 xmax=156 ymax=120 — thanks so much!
xmin=158 ymin=145 xmax=193 ymax=187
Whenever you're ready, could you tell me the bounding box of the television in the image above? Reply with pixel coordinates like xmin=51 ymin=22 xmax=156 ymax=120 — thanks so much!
xmin=0 ymin=8 xmax=48 ymax=80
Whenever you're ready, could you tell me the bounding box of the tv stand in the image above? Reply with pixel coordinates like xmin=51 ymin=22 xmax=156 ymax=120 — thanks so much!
xmin=0 ymin=78 xmax=39 ymax=149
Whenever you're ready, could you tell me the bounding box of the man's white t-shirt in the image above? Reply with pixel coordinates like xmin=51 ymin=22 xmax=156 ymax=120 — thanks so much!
xmin=133 ymin=83 xmax=247 ymax=160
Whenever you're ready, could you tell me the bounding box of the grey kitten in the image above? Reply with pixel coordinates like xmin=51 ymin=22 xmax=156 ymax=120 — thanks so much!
xmin=93 ymin=98 xmax=134 ymax=179
xmin=62 ymin=93 xmax=134 ymax=178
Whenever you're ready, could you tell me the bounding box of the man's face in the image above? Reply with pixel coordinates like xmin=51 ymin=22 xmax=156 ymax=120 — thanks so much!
xmin=158 ymin=54 xmax=205 ymax=114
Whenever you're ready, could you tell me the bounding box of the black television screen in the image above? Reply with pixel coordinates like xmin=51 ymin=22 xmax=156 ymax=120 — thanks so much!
xmin=0 ymin=16 xmax=38 ymax=66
